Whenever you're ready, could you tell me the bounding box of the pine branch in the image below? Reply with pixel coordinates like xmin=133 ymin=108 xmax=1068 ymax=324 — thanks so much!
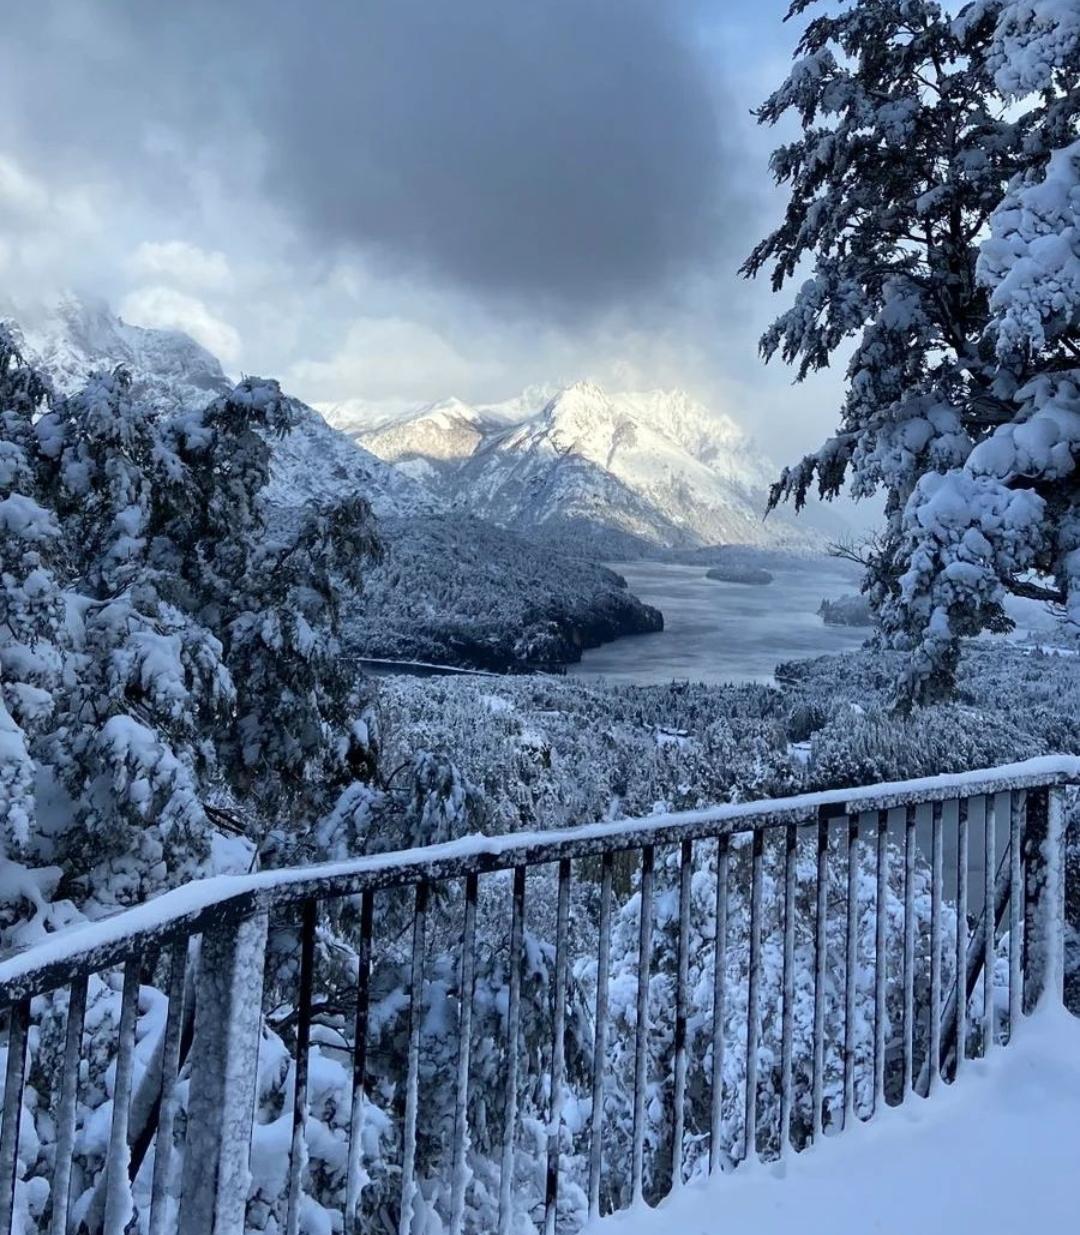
xmin=1005 ymin=577 xmax=1067 ymax=606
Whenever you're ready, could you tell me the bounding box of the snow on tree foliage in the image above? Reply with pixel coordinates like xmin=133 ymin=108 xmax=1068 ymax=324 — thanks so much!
xmin=0 ymin=323 xmax=396 ymax=1229
xmin=975 ymin=0 xmax=1080 ymax=99
xmin=746 ymin=0 xmax=1080 ymax=703
xmin=0 ymin=327 xmax=383 ymax=933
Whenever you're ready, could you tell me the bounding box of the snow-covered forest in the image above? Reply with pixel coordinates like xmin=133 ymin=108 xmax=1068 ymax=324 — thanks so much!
xmin=0 ymin=0 xmax=1078 ymax=1232
xmin=353 ymin=515 xmax=662 ymax=672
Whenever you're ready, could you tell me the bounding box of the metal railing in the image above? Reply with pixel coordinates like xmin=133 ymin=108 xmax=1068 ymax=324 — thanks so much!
xmin=0 ymin=756 xmax=1074 ymax=1234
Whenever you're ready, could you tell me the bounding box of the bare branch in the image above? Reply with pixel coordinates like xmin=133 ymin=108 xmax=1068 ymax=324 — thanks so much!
xmin=827 ymin=531 xmax=885 ymax=571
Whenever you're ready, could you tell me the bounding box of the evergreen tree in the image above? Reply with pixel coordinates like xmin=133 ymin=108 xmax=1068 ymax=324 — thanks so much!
xmin=745 ymin=0 xmax=1079 ymax=702
xmin=0 ymin=329 xmax=67 ymax=941
xmin=0 ymin=337 xmax=383 ymax=927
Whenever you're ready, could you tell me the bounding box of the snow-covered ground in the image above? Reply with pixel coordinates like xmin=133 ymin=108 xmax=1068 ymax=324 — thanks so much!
xmin=588 ymin=1005 xmax=1080 ymax=1235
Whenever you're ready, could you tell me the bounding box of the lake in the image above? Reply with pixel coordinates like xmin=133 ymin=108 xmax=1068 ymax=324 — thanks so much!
xmin=569 ymin=560 xmax=869 ymax=686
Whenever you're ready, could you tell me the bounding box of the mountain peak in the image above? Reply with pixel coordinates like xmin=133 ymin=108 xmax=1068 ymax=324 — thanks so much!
xmin=541 ymin=382 xmax=620 ymax=443
xmin=6 ymin=292 xmax=230 ymax=412
xmin=356 ymin=380 xmax=829 ymax=551
xmin=545 ymin=379 xmax=611 ymax=411
xmin=416 ymin=396 xmax=483 ymax=427
xmin=6 ymin=296 xmax=438 ymax=522
xmin=563 ymin=378 xmax=608 ymax=397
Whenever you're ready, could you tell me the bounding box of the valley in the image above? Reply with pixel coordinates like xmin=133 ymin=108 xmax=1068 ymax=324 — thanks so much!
xmin=8 ymin=297 xmax=853 ymax=677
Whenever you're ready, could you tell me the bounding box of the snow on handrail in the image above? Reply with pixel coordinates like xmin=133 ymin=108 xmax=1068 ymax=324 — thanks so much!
xmin=1 ymin=756 xmax=1074 ymax=1235
xmin=2 ymin=754 xmax=1078 ymax=1003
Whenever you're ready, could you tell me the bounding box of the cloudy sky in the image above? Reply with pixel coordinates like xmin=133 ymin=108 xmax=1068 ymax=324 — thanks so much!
xmin=0 ymin=1 xmax=844 ymax=461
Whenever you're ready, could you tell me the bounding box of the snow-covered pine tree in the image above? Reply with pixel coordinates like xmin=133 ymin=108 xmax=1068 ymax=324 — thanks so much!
xmin=0 ymin=334 xmax=384 ymax=923
xmin=162 ymin=381 xmax=382 ymax=845
xmin=745 ymin=0 xmax=1079 ymax=702
xmin=1 ymin=332 xmax=388 ymax=1227
xmin=36 ymin=367 xmax=237 ymax=907
xmin=0 ymin=328 xmax=68 ymax=943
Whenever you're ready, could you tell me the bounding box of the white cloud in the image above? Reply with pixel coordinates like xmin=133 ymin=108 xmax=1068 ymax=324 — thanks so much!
xmin=119 ymin=285 xmax=242 ymax=366
xmin=127 ymin=240 xmax=232 ymax=291
xmin=0 ymin=153 xmax=49 ymax=219
xmin=0 ymin=8 xmax=861 ymax=466
xmin=0 ymin=151 xmax=107 ymax=301
xmin=287 ymin=315 xmax=497 ymax=403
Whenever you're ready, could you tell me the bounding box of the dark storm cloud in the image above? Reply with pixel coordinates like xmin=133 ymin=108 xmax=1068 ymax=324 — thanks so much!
xmin=255 ymin=0 xmax=727 ymax=307
xmin=1 ymin=1 xmax=732 ymax=313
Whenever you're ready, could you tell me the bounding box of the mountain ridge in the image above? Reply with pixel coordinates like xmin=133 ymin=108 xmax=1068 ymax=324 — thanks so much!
xmin=4 ymin=294 xmax=439 ymax=522
xmin=332 ymin=379 xmax=837 ymax=552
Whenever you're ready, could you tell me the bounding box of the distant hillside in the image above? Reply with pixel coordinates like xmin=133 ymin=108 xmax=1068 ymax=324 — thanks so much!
xmin=355 ymin=515 xmax=662 ymax=672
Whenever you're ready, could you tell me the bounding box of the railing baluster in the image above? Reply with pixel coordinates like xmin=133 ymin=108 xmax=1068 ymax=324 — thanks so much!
xmin=498 ymin=867 xmax=525 ymax=1235
xmin=49 ymin=977 xmax=87 ymax=1235
xmin=953 ymin=800 xmax=969 ymax=1080
xmin=588 ymin=852 xmax=613 ymax=1219
xmin=103 ymin=955 xmax=141 ymax=1235
xmin=450 ymin=874 xmax=478 ymax=1235
xmin=983 ymin=794 xmax=997 ymax=1054
xmin=842 ymin=816 xmax=859 ymax=1126
xmin=902 ymin=805 xmax=916 ymax=1098
xmin=345 ymin=889 xmax=374 ymax=1235
xmin=672 ymin=840 xmax=693 ymax=1189
xmin=544 ymin=859 xmax=572 ymax=1235
xmin=812 ymin=812 xmax=829 ymax=1139
xmin=1047 ymin=785 xmax=1067 ymax=1005
xmin=1022 ymin=787 xmax=1056 ymax=1012
xmin=631 ymin=846 xmax=654 ymax=1204
xmin=873 ymin=811 xmax=888 ymax=1113
xmin=921 ymin=796 xmax=1016 ymax=1097
xmin=709 ymin=835 xmax=730 ymax=1173
xmin=743 ymin=830 xmax=764 ymax=1162
xmin=399 ymin=883 xmax=429 ymax=1235
xmin=927 ymin=801 xmax=944 ymax=1094
xmin=0 ymin=998 xmax=30 ymax=1235
xmin=178 ymin=910 xmax=269 ymax=1235
xmin=148 ymin=942 xmax=186 ymax=1235
xmin=779 ymin=824 xmax=797 ymax=1155
xmin=1008 ymin=790 xmax=1025 ymax=1036
xmin=286 ymin=901 xmax=317 ymax=1235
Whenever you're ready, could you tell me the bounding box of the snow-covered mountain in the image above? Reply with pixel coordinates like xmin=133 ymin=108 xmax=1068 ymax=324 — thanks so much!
xmin=338 ymin=381 xmax=835 ymax=551
xmin=4 ymin=295 xmax=437 ymax=521
xmin=6 ymin=294 xmax=229 ymax=413
xmin=5 ymin=297 xmax=660 ymax=670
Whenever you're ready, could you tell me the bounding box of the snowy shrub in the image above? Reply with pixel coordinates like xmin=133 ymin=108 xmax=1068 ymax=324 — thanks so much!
xmin=808 ymin=704 xmax=1046 ymax=789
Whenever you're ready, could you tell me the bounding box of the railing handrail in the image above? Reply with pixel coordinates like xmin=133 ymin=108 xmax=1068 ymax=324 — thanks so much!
xmin=3 ymin=753 xmax=1077 ymax=1005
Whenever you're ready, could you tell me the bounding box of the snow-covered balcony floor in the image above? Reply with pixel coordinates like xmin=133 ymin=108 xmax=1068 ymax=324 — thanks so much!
xmin=587 ymin=1007 xmax=1080 ymax=1235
